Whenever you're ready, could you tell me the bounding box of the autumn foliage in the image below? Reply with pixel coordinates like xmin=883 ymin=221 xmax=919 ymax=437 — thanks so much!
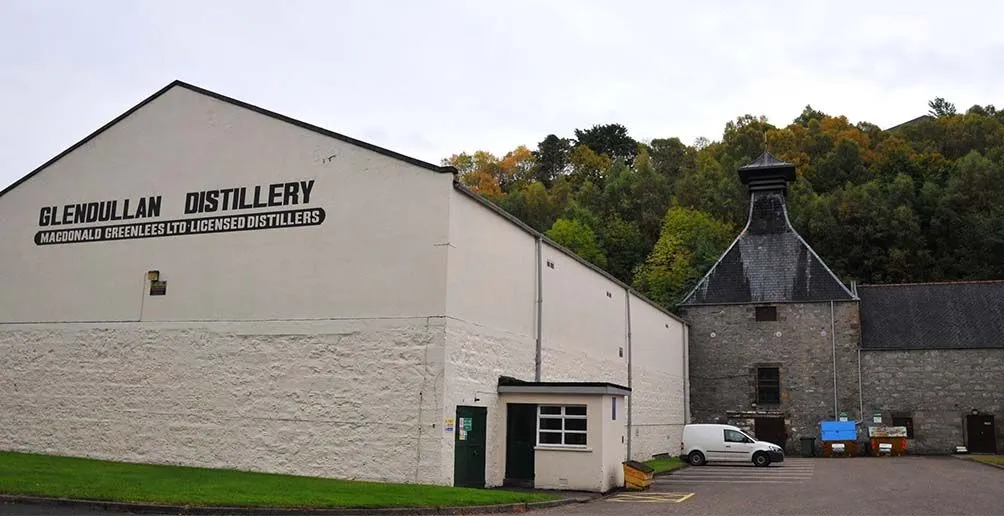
xmin=443 ymin=102 xmax=1004 ymax=311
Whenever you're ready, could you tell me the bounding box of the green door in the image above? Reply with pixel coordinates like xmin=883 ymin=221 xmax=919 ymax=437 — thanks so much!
xmin=454 ymin=406 xmax=487 ymax=487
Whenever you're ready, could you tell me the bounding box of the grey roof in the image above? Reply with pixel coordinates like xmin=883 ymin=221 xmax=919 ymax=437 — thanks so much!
xmin=738 ymin=150 xmax=797 ymax=173
xmin=682 ymin=152 xmax=855 ymax=306
xmin=859 ymin=281 xmax=1004 ymax=350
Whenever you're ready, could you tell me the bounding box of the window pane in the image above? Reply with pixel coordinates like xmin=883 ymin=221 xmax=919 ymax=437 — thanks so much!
xmin=755 ymin=306 xmax=777 ymax=321
xmin=539 ymin=432 xmax=562 ymax=444
xmin=539 ymin=418 xmax=562 ymax=430
xmin=758 ymin=367 xmax=779 ymax=381
xmin=540 ymin=406 xmax=561 ymax=415
xmin=725 ymin=430 xmax=745 ymax=443
xmin=757 ymin=367 xmax=781 ymax=404
xmin=565 ymin=432 xmax=587 ymax=445
xmin=565 ymin=418 xmax=587 ymax=431
xmin=565 ymin=406 xmax=587 ymax=416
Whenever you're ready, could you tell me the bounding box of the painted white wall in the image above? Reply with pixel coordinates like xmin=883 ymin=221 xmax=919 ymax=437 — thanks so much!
xmin=0 ymin=318 xmax=447 ymax=484
xmin=0 ymin=84 xmax=453 ymax=323
xmin=628 ymin=292 xmax=688 ymax=460
xmin=441 ymin=190 xmax=691 ymax=482
xmin=441 ymin=190 xmax=539 ymax=486
xmin=539 ymin=243 xmax=628 ymax=385
xmin=601 ymin=395 xmax=628 ymax=491
xmin=498 ymin=393 xmax=618 ymax=492
xmin=445 ymin=189 xmax=537 ymax=337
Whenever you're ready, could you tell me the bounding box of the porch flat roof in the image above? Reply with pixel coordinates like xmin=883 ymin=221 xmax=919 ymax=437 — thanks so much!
xmin=497 ymin=381 xmax=631 ymax=396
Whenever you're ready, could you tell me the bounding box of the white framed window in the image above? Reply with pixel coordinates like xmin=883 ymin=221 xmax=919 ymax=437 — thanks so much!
xmin=537 ymin=405 xmax=587 ymax=446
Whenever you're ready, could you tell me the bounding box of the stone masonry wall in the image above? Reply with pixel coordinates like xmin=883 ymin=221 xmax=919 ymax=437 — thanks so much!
xmin=0 ymin=318 xmax=448 ymax=484
xmin=680 ymin=301 xmax=861 ymax=455
xmin=443 ymin=317 xmax=536 ymax=487
xmin=861 ymin=348 xmax=1004 ymax=454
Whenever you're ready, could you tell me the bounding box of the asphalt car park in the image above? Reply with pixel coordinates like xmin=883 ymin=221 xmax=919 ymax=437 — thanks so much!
xmin=2 ymin=457 xmax=1001 ymax=515
xmin=539 ymin=456 xmax=1004 ymax=515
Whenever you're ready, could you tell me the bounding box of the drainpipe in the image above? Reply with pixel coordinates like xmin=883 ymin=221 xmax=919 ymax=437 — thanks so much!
xmin=831 ymin=300 xmax=838 ymax=418
xmin=625 ymin=288 xmax=633 ymax=460
xmin=535 ymin=236 xmax=543 ymax=382
xmin=683 ymin=324 xmax=690 ymax=424
xmin=857 ymin=347 xmax=864 ymax=420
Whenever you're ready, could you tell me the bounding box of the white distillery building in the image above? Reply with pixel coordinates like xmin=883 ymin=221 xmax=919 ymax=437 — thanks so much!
xmin=0 ymin=81 xmax=690 ymax=493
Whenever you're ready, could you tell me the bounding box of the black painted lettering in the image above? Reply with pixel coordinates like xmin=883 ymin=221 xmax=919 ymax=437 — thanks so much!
xmin=300 ymin=180 xmax=314 ymax=204
xmin=185 ymin=192 xmax=200 ymax=214
xmin=39 ymin=207 xmax=51 ymax=226
xmin=86 ymin=202 xmax=99 ymax=223
xmin=61 ymin=205 xmax=74 ymax=225
xmin=136 ymin=198 xmax=147 ymax=218
xmin=73 ymin=203 xmax=87 ymax=224
xmin=269 ymin=184 xmax=283 ymax=206
xmin=122 ymin=199 xmax=134 ymax=220
xmin=238 ymin=187 xmax=253 ymax=209
xmin=283 ymin=182 xmax=298 ymax=205
xmin=110 ymin=200 xmax=122 ymax=221
xmin=252 ymin=186 xmax=266 ymax=208
xmin=98 ymin=201 xmax=111 ymax=222
xmin=147 ymin=196 xmax=161 ymax=218
xmin=205 ymin=191 xmax=219 ymax=212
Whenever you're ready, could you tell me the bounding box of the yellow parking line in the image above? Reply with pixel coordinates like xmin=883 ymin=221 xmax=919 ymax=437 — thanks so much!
xmin=606 ymin=492 xmax=695 ymax=503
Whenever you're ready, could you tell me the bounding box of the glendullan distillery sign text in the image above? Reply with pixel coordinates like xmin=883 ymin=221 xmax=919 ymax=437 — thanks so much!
xmin=34 ymin=180 xmax=324 ymax=246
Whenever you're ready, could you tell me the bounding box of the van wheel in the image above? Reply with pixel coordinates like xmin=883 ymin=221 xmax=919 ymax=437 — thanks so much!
xmin=753 ymin=452 xmax=770 ymax=467
xmin=687 ymin=451 xmax=706 ymax=466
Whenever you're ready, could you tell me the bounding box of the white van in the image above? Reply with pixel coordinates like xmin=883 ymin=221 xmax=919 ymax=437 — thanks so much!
xmin=681 ymin=423 xmax=785 ymax=467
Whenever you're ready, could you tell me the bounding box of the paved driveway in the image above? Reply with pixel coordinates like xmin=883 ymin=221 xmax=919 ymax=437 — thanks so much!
xmin=539 ymin=456 xmax=1004 ymax=515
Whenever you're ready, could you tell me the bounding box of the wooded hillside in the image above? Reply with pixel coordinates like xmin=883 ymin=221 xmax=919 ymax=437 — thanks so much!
xmin=442 ymin=98 xmax=1004 ymax=311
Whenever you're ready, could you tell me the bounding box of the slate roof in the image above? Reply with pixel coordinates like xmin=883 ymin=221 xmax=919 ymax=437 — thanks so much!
xmin=681 ymin=152 xmax=855 ymax=306
xmin=859 ymin=281 xmax=1004 ymax=350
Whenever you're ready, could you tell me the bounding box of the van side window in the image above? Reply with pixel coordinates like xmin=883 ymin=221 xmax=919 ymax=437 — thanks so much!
xmin=724 ymin=429 xmax=748 ymax=443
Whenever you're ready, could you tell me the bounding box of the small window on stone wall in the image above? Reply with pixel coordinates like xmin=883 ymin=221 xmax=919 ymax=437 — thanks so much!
xmin=892 ymin=416 xmax=915 ymax=439
xmin=756 ymin=367 xmax=781 ymax=404
xmin=755 ymin=306 xmax=777 ymax=321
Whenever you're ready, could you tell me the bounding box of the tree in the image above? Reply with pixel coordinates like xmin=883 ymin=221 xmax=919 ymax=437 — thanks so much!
xmin=573 ymin=123 xmax=639 ymax=164
xmin=442 ymin=146 xmax=536 ymax=196
xmin=632 ymin=206 xmax=734 ymax=311
xmin=794 ymin=105 xmax=828 ymax=127
xmin=546 ymin=218 xmax=607 ymax=268
xmin=928 ymin=97 xmax=957 ymax=118
xmin=600 ymin=215 xmax=646 ymax=283
xmin=568 ymin=145 xmax=612 ymax=188
xmin=649 ymin=137 xmax=695 ymax=182
xmin=532 ymin=134 xmax=573 ymax=186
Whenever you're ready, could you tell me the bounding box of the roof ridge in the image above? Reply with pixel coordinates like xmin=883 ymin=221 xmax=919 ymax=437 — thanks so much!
xmin=1 ymin=79 xmax=456 ymax=199
xmin=859 ymin=279 xmax=1004 ymax=288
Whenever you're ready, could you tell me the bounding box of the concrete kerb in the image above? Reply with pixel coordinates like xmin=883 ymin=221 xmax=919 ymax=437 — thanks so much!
xmin=653 ymin=464 xmax=691 ymax=477
xmin=0 ymin=495 xmax=586 ymax=515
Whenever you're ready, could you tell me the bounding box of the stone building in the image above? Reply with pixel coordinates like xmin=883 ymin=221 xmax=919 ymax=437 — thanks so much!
xmin=0 ymin=80 xmax=690 ymax=493
xmin=858 ymin=281 xmax=1004 ymax=454
xmin=679 ymin=152 xmax=1002 ymax=456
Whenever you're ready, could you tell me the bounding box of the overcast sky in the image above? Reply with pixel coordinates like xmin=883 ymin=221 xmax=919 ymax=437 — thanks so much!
xmin=2 ymin=0 xmax=1003 ymax=190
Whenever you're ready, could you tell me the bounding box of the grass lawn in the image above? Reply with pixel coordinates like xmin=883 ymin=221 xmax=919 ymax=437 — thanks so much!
xmin=0 ymin=451 xmax=559 ymax=509
xmin=643 ymin=457 xmax=686 ymax=474
xmin=969 ymin=455 xmax=1004 ymax=466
